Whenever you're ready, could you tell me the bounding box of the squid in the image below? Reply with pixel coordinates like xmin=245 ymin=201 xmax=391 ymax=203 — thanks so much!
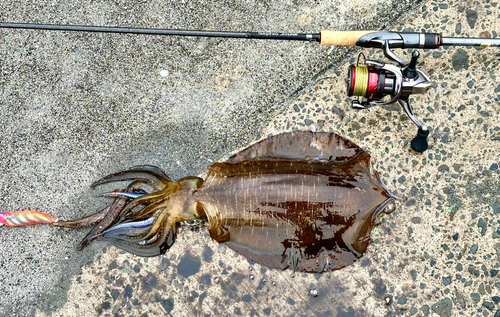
xmin=2 ymin=131 xmax=394 ymax=273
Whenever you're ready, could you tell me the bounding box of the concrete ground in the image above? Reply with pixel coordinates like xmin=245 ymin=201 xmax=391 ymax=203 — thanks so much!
xmin=0 ymin=0 xmax=499 ymax=316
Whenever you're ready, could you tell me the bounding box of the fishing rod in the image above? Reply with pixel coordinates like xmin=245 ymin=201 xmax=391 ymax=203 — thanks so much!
xmin=2 ymin=22 xmax=500 ymax=152
xmin=2 ymin=22 xmax=499 ymax=47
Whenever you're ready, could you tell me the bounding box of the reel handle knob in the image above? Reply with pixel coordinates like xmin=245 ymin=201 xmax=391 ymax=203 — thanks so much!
xmin=411 ymin=125 xmax=429 ymax=152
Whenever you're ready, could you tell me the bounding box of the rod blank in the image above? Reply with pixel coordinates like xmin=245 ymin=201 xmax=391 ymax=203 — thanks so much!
xmin=0 ymin=22 xmax=320 ymax=42
xmin=442 ymin=37 xmax=500 ymax=47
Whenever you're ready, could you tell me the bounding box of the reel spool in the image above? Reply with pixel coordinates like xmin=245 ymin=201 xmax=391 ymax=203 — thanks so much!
xmin=344 ymin=50 xmax=433 ymax=152
xmin=346 ymin=65 xmax=396 ymax=100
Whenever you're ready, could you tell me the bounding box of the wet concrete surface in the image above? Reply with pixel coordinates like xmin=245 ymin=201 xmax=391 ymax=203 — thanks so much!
xmin=1 ymin=0 xmax=499 ymax=316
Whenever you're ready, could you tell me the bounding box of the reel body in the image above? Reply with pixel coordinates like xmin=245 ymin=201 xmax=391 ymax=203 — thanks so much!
xmin=345 ymin=48 xmax=433 ymax=152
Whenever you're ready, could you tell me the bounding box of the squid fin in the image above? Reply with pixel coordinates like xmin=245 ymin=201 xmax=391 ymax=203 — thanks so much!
xmin=225 ymin=131 xmax=362 ymax=164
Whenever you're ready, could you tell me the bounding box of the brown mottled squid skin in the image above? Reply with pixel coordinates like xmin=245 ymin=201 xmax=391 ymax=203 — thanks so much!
xmin=57 ymin=131 xmax=394 ymax=273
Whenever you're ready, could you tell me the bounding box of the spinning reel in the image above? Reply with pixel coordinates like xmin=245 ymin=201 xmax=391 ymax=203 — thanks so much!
xmin=346 ymin=46 xmax=433 ymax=152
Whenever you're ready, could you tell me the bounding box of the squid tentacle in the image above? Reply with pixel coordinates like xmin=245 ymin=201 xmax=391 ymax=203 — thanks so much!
xmin=91 ymin=165 xmax=172 ymax=190
xmin=99 ymin=221 xmax=178 ymax=257
xmin=52 ymin=205 xmax=111 ymax=228
xmin=78 ymin=195 xmax=130 ymax=250
xmin=101 ymin=191 xmax=145 ymax=200
xmin=108 ymin=203 xmax=171 ymax=243
xmin=53 ymin=180 xmax=152 ymax=230
xmin=124 ymin=200 xmax=167 ymax=221
xmin=134 ymin=208 xmax=173 ymax=242
xmin=78 ymin=180 xmax=156 ymax=250
xmin=88 ymin=216 xmax=156 ymax=241
xmin=114 ymin=183 xmax=180 ymax=221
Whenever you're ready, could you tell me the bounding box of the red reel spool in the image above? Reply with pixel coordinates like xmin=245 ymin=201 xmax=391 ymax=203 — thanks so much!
xmin=346 ymin=65 xmax=388 ymax=99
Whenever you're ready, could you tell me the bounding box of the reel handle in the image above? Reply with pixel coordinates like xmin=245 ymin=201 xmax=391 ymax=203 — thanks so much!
xmin=411 ymin=126 xmax=429 ymax=153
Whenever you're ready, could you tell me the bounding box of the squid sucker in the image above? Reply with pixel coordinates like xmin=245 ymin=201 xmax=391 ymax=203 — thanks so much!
xmin=3 ymin=131 xmax=394 ymax=273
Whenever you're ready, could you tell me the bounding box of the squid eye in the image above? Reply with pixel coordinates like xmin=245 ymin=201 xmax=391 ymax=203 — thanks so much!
xmin=180 ymin=220 xmax=202 ymax=226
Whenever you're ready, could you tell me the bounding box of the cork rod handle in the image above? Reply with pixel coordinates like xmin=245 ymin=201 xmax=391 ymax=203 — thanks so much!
xmin=320 ymin=30 xmax=375 ymax=46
